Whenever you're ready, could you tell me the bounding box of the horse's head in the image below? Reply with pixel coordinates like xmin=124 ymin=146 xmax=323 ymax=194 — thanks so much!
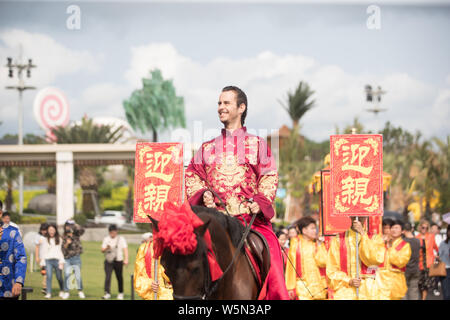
xmin=150 ymin=212 xmax=212 ymax=300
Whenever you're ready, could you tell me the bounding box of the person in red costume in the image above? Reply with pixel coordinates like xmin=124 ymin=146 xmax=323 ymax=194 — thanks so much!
xmin=185 ymin=85 xmax=289 ymax=300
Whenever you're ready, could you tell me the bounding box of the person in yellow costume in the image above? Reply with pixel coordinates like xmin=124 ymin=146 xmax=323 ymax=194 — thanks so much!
xmin=285 ymin=217 xmax=328 ymax=300
xmin=134 ymin=233 xmax=173 ymax=300
xmin=326 ymin=216 xmax=386 ymax=300
xmin=377 ymin=220 xmax=411 ymax=300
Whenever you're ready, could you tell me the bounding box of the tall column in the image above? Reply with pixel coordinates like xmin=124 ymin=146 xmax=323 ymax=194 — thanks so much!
xmin=56 ymin=151 xmax=74 ymax=226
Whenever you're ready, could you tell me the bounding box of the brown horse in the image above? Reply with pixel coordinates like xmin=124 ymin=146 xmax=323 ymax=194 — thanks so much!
xmin=151 ymin=205 xmax=269 ymax=300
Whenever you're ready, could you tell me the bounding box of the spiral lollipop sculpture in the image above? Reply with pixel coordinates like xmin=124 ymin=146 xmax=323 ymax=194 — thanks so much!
xmin=33 ymin=87 xmax=70 ymax=142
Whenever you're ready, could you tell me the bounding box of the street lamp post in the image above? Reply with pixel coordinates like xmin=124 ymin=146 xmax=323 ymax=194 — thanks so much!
xmin=5 ymin=45 xmax=36 ymax=215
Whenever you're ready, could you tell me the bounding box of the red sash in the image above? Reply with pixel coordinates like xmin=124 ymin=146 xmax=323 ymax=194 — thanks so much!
xmin=296 ymin=240 xmax=303 ymax=279
xmin=339 ymin=231 xmax=376 ymax=276
xmin=296 ymin=238 xmax=326 ymax=278
xmin=144 ymin=242 xmax=153 ymax=279
xmin=391 ymin=240 xmax=407 ymax=272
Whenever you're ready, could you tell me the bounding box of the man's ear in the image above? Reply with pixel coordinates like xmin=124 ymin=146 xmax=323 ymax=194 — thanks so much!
xmin=238 ymin=103 xmax=246 ymax=115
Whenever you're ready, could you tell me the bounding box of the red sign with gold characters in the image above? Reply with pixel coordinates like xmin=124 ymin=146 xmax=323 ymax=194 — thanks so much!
xmin=330 ymin=134 xmax=383 ymax=217
xmin=133 ymin=142 xmax=184 ymax=223
xmin=320 ymin=170 xmax=351 ymax=235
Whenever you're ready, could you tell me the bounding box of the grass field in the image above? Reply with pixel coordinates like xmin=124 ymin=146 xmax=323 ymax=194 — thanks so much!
xmin=24 ymin=241 xmax=143 ymax=300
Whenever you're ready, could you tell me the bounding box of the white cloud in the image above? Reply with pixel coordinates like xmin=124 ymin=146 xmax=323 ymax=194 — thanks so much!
xmin=121 ymin=42 xmax=448 ymax=143
xmin=0 ymin=29 xmax=101 ymax=131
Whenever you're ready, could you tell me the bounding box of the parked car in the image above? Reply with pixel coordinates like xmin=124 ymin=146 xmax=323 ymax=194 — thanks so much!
xmin=95 ymin=210 xmax=126 ymax=227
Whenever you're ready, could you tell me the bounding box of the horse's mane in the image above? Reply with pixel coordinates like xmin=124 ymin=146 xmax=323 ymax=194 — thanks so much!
xmin=191 ymin=205 xmax=245 ymax=248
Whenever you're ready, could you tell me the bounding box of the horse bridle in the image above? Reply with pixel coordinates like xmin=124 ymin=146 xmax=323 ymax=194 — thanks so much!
xmin=172 ymin=187 xmax=257 ymax=300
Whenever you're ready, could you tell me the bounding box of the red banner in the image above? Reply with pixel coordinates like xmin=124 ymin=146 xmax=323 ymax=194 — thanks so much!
xmin=330 ymin=134 xmax=383 ymax=217
xmin=133 ymin=142 xmax=184 ymax=223
xmin=320 ymin=170 xmax=351 ymax=236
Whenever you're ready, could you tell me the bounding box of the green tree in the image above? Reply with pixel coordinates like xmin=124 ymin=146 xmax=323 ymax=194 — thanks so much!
xmin=278 ymin=81 xmax=318 ymax=219
xmin=123 ymin=69 xmax=186 ymax=142
xmin=279 ymin=81 xmax=316 ymax=131
xmin=50 ymin=116 xmax=124 ymax=215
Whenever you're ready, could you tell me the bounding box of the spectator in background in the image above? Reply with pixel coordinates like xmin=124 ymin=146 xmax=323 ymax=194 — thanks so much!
xmin=416 ymin=219 xmax=439 ymax=300
xmin=276 ymin=230 xmax=289 ymax=270
xmin=431 ymin=223 xmax=444 ymax=247
xmin=439 ymin=227 xmax=450 ymax=300
xmin=402 ymin=222 xmax=421 ymax=300
xmin=42 ymin=223 xmax=65 ymax=299
xmin=1 ymin=211 xmax=21 ymax=236
xmin=287 ymin=226 xmax=298 ymax=249
xmin=61 ymin=220 xmax=85 ymax=299
xmin=0 ymin=200 xmax=27 ymax=300
xmin=101 ymin=224 xmax=128 ymax=300
xmin=35 ymin=223 xmax=49 ymax=294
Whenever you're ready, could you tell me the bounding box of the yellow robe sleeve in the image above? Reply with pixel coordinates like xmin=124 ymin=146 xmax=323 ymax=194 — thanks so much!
xmin=285 ymin=237 xmax=298 ymax=291
xmin=326 ymin=235 xmax=351 ymax=291
xmin=359 ymin=233 xmax=386 ymax=267
xmin=133 ymin=242 xmax=173 ymax=300
xmin=314 ymin=242 xmax=327 ymax=268
xmin=389 ymin=241 xmax=411 ymax=269
xmin=134 ymin=242 xmax=154 ymax=300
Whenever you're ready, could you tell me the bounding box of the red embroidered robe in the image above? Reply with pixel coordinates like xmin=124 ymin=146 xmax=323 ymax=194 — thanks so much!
xmin=185 ymin=126 xmax=289 ymax=300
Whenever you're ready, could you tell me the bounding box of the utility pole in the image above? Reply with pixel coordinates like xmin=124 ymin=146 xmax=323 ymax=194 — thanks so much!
xmin=364 ymin=85 xmax=387 ymax=131
xmin=5 ymin=45 xmax=36 ymax=215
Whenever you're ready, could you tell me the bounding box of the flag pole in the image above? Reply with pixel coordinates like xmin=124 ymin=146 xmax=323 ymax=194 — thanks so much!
xmin=154 ymin=259 xmax=158 ymax=300
xmin=355 ymin=216 xmax=360 ymax=299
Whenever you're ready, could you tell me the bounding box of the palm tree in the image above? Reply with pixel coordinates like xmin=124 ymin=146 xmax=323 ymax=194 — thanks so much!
xmin=50 ymin=116 xmax=124 ymax=215
xmin=279 ymin=81 xmax=316 ymax=131
xmin=123 ymin=69 xmax=186 ymax=142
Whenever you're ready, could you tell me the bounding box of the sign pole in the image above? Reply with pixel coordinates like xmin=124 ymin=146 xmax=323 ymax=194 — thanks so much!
xmin=154 ymin=259 xmax=158 ymax=300
xmin=355 ymin=216 xmax=359 ymax=299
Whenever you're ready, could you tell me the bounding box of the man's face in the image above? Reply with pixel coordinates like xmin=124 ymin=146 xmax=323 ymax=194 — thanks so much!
xmin=302 ymin=223 xmax=317 ymax=240
xmin=390 ymin=225 xmax=403 ymax=238
xmin=430 ymin=225 xmax=439 ymax=235
xmin=110 ymin=230 xmax=118 ymax=238
xmin=217 ymin=90 xmax=244 ymax=126
xmin=2 ymin=215 xmax=10 ymax=225
xmin=383 ymin=225 xmax=391 ymax=235
xmin=278 ymin=234 xmax=287 ymax=247
xmin=288 ymin=228 xmax=298 ymax=239
xmin=420 ymin=223 xmax=429 ymax=235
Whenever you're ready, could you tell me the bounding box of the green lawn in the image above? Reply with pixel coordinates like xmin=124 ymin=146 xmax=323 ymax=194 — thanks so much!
xmin=24 ymin=241 xmax=143 ymax=300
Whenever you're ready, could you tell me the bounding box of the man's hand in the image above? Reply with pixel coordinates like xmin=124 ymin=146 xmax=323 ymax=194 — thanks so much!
xmin=123 ymin=259 xmax=128 ymax=266
xmin=349 ymin=278 xmax=361 ymax=288
xmin=352 ymin=220 xmax=366 ymax=235
xmin=12 ymin=283 xmax=22 ymax=297
xmin=58 ymin=263 xmax=64 ymax=270
xmin=151 ymin=281 xmax=159 ymax=293
xmin=203 ymin=191 xmax=216 ymax=208
xmin=249 ymin=202 xmax=261 ymax=215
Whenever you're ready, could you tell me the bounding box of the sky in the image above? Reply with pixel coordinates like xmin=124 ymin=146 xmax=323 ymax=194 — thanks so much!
xmin=0 ymin=0 xmax=449 ymax=145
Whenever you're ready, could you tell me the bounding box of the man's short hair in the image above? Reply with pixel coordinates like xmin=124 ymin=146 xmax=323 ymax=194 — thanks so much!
xmin=391 ymin=220 xmax=404 ymax=230
xmin=382 ymin=218 xmax=394 ymax=227
xmin=108 ymin=224 xmax=118 ymax=232
xmin=430 ymin=223 xmax=440 ymax=230
xmin=2 ymin=211 xmax=10 ymax=218
xmin=39 ymin=223 xmax=49 ymax=232
xmin=222 ymin=86 xmax=248 ymax=126
xmin=0 ymin=199 xmax=3 ymax=210
xmin=404 ymin=222 xmax=413 ymax=232
xmin=297 ymin=216 xmax=317 ymax=234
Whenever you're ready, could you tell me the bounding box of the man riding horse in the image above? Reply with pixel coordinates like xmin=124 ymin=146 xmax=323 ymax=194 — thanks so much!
xmin=185 ymin=86 xmax=289 ymax=300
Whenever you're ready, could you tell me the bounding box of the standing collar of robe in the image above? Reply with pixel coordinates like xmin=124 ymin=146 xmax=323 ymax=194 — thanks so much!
xmin=221 ymin=126 xmax=247 ymax=138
